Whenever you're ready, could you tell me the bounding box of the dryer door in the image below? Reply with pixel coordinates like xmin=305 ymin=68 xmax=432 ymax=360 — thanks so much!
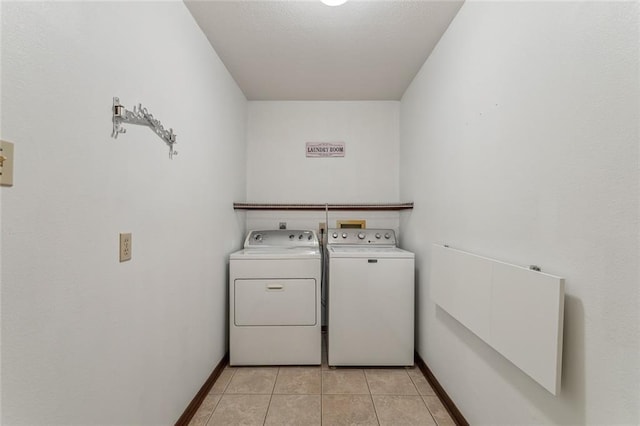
xmin=234 ymin=278 xmax=317 ymax=326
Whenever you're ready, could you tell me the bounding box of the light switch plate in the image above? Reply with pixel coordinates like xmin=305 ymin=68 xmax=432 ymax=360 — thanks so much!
xmin=0 ymin=140 xmax=15 ymax=187
xmin=120 ymin=233 xmax=132 ymax=262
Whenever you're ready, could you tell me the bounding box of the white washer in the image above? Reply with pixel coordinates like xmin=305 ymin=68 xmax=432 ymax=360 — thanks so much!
xmin=327 ymin=229 xmax=415 ymax=366
xmin=229 ymin=230 xmax=321 ymax=366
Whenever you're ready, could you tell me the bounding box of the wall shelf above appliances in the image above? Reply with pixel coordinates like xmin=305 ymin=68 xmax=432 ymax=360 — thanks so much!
xmin=233 ymin=202 xmax=414 ymax=211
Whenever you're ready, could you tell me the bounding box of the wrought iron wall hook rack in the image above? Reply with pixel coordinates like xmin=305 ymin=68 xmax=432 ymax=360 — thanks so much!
xmin=111 ymin=97 xmax=178 ymax=159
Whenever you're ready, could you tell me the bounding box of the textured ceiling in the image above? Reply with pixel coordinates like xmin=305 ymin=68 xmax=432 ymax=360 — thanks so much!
xmin=185 ymin=0 xmax=464 ymax=100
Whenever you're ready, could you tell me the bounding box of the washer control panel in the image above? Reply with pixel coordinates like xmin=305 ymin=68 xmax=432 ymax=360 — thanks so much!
xmin=327 ymin=229 xmax=397 ymax=245
xmin=244 ymin=229 xmax=318 ymax=248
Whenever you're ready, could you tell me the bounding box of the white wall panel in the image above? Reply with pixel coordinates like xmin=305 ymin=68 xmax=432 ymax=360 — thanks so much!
xmin=246 ymin=101 xmax=400 ymax=203
xmin=490 ymin=262 xmax=565 ymax=396
xmin=245 ymin=101 xmax=401 ymax=233
xmin=400 ymin=2 xmax=639 ymax=422
xmin=431 ymin=245 xmax=493 ymax=341
xmin=1 ymin=3 xmax=246 ymax=424
xmin=431 ymin=245 xmax=564 ymax=395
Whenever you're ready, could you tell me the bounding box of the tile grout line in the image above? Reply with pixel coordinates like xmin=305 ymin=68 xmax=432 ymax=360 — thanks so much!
xmin=408 ymin=370 xmax=440 ymax=425
xmin=403 ymin=367 xmax=421 ymax=396
xmin=423 ymin=395 xmax=445 ymax=426
xmin=204 ymin=368 xmax=227 ymax=426
xmin=221 ymin=367 xmax=237 ymax=394
xmin=363 ymin=369 xmax=381 ymax=426
xmin=262 ymin=367 xmax=280 ymax=425
xmin=203 ymin=367 xmax=237 ymax=426
xmin=202 ymin=394 xmax=221 ymax=426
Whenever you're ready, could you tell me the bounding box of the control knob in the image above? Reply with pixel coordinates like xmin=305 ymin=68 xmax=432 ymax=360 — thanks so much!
xmin=375 ymin=233 xmax=381 ymax=239
xmin=384 ymin=233 xmax=391 ymax=239
xmin=342 ymin=233 xmax=348 ymax=239
xmin=254 ymin=234 xmax=263 ymax=241
xmin=358 ymin=232 xmax=365 ymax=240
xmin=332 ymin=232 xmax=338 ymax=239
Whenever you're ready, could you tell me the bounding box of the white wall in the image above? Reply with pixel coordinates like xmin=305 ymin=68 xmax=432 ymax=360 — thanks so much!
xmin=246 ymin=101 xmax=401 ymax=232
xmin=400 ymin=1 xmax=639 ymax=425
xmin=1 ymin=2 xmax=246 ymax=424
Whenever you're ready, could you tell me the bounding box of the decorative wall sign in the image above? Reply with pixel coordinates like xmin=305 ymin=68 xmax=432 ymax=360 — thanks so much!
xmin=306 ymin=142 xmax=345 ymax=158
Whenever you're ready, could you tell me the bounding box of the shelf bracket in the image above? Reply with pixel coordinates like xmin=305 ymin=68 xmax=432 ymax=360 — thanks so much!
xmin=111 ymin=97 xmax=178 ymax=159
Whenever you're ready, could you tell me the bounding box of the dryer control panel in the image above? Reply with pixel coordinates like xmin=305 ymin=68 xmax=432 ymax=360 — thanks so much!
xmin=326 ymin=228 xmax=397 ymax=246
xmin=244 ymin=229 xmax=318 ymax=248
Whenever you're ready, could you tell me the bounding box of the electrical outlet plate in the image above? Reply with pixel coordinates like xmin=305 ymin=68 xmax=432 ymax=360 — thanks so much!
xmin=279 ymin=222 xmax=287 ymax=229
xmin=319 ymin=222 xmax=327 ymax=234
xmin=0 ymin=140 xmax=15 ymax=187
xmin=119 ymin=233 xmax=132 ymax=262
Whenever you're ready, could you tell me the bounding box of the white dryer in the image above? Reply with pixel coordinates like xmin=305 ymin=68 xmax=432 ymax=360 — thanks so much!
xmin=229 ymin=230 xmax=321 ymax=366
xmin=327 ymin=229 xmax=415 ymax=366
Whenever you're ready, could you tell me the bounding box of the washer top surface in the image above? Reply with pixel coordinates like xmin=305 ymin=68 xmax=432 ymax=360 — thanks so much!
xmin=231 ymin=247 xmax=321 ymax=260
xmin=327 ymin=246 xmax=414 ymax=259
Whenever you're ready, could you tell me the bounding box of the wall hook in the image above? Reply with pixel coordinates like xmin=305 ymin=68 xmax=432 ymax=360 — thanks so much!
xmin=112 ymin=97 xmax=178 ymax=159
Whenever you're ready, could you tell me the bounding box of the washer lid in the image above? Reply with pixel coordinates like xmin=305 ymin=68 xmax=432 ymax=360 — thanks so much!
xmin=327 ymin=246 xmax=414 ymax=259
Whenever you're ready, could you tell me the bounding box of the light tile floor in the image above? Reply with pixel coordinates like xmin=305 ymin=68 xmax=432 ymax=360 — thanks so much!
xmin=190 ymin=338 xmax=456 ymax=426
